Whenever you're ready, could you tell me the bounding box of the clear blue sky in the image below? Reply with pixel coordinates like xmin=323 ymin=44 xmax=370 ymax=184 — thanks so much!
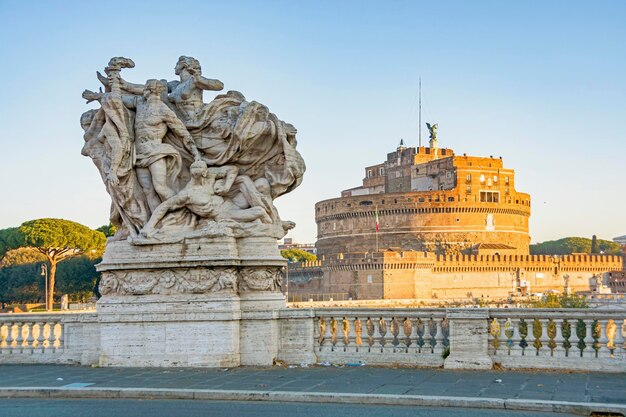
xmin=0 ymin=0 xmax=624 ymax=244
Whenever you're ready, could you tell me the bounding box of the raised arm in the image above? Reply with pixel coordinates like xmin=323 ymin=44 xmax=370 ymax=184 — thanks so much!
xmin=194 ymin=75 xmax=224 ymax=91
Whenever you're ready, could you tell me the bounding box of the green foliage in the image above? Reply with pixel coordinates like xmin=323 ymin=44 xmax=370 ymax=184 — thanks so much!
xmin=530 ymin=236 xmax=621 ymax=256
xmin=0 ymin=255 xmax=100 ymax=305
xmin=0 ymin=248 xmax=46 ymax=267
xmin=0 ymin=262 xmax=42 ymax=305
xmin=0 ymin=219 xmax=106 ymax=308
xmin=531 ymin=293 xmax=589 ymax=309
xmin=0 ymin=227 xmax=22 ymax=258
xmin=17 ymin=218 xmax=106 ymax=254
xmin=96 ymin=223 xmax=117 ymax=237
xmin=280 ymin=248 xmax=317 ymax=262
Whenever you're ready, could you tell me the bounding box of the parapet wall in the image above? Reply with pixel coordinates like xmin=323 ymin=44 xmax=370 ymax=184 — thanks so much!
xmin=286 ymin=252 xmax=623 ymax=301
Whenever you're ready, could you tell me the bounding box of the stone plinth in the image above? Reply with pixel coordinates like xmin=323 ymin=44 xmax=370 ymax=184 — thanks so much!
xmin=443 ymin=308 xmax=493 ymax=370
xmin=96 ymin=236 xmax=285 ymax=367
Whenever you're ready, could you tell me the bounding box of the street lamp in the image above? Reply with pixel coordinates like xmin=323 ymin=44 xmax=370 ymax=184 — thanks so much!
xmin=40 ymin=263 xmax=49 ymax=311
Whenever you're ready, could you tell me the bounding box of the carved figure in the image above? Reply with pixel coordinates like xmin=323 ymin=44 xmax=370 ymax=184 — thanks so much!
xmin=140 ymin=161 xmax=271 ymax=239
xmin=82 ymin=56 xmax=304 ymax=243
xmin=426 ymin=122 xmax=438 ymax=140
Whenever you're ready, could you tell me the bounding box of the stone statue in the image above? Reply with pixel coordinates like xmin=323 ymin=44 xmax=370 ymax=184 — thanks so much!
xmin=81 ymin=56 xmax=305 ymax=243
xmin=426 ymin=122 xmax=438 ymax=140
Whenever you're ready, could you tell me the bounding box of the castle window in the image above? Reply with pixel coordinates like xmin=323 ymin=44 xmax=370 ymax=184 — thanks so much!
xmin=480 ymin=174 xmax=485 ymax=183
xmin=367 ymin=170 xmax=372 ymax=178
xmin=466 ymin=174 xmax=471 ymax=182
xmin=448 ymin=197 xmax=454 ymax=202
xmin=505 ymin=176 xmax=510 ymax=184
xmin=466 ymin=186 xmax=472 ymax=194
xmin=418 ymin=198 xmax=425 ymax=202
xmin=367 ymin=275 xmax=373 ymax=284
xmin=493 ymin=176 xmax=498 ymax=182
xmin=446 ymin=171 xmax=452 ymax=179
xmin=480 ymin=191 xmax=500 ymax=203
xmin=379 ymin=167 xmax=385 ymax=175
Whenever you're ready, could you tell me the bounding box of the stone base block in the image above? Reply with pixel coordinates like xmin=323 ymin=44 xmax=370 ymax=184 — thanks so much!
xmin=443 ymin=308 xmax=493 ymax=370
xmin=98 ymin=294 xmax=242 ymax=367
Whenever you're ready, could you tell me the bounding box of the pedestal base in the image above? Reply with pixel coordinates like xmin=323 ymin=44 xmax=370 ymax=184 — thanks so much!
xmin=95 ymin=236 xmax=286 ymax=367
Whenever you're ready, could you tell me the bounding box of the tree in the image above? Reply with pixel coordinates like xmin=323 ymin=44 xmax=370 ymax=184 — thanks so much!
xmin=0 ymin=219 xmax=105 ymax=310
xmin=530 ymin=237 xmax=620 ymax=256
xmin=591 ymin=235 xmax=598 ymax=254
xmin=280 ymin=248 xmax=317 ymax=262
xmin=96 ymin=223 xmax=117 ymax=237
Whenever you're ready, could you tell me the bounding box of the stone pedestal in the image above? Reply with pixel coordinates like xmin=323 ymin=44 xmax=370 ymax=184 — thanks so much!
xmin=443 ymin=308 xmax=493 ymax=370
xmin=96 ymin=236 xmax=285 ymax=367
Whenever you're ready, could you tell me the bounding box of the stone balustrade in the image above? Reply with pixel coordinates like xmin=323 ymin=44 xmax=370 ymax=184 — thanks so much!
xmin=0 ymin=308 xmax=624 ymax=371
xmin=314 ymin=309 xmax=449 ymax=367
xmin=0 ymin=312 xmax=99 ymax=364
xmin=488 ymin=309 xmax=626 ymax=371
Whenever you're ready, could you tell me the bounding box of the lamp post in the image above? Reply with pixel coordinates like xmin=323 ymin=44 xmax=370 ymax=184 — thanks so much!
xmin=40 ymin=263 xmax=49 ymax=311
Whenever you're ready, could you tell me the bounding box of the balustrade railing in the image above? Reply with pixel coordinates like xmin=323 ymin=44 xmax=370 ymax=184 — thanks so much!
xmin=314 ymin=309 xmax=448 ymax=366
xmin=0 ymin=312 xmax=99 ymax=364
xmin=488 ymin=309 xmax=625 ymax=371
xmin=0 ymin=316 xmax=64 ymax=355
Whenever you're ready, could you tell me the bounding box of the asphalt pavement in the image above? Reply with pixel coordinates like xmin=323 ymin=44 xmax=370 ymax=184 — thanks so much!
xmin=0 ymin=365 xmax=624 ymax=415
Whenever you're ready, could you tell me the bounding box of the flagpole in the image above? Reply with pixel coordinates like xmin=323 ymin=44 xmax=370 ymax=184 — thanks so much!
xmin=418 ymin=77 xmax=422 ymax=148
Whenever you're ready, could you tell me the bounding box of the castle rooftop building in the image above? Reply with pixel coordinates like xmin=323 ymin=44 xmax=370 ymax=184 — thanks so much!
xmin=315 ymin=139 xmax=531 ymax=258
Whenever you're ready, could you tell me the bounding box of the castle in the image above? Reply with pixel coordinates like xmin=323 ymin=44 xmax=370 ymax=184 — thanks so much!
xmin=288 ymin=136 xmax=622 ymax=302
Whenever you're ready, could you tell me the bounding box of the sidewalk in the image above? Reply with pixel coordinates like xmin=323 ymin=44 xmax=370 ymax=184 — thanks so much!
xmin=0 ymin=365 xmax=624 ymax=415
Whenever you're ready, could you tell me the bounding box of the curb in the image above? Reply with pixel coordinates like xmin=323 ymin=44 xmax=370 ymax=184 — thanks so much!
xmin=0 ymin=387 xmax=625 ymax=415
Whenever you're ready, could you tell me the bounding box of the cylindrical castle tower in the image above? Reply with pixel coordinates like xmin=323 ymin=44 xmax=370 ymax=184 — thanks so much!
xmin=315 ymin=143 xmax=531 ymax=258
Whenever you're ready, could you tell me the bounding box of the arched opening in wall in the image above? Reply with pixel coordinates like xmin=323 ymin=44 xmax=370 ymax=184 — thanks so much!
xmin=359 ymin=200 xmax=373 ymax=206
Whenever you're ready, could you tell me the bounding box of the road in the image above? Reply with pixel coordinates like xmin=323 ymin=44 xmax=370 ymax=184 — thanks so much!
xmin=0 ymin=399 xmax=581 ymax=417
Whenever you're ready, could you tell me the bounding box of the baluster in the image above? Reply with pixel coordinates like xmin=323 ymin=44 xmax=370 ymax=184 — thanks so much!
xmin=389 ymin=317 xmax=400 ymax=352
xmin=366 ymin=317 xmax=376 ymax=352
xmin=614 ymin=319 xmax=625 ymax=358
xmin=583 ymin=320 xmax=595 ymax=358
xmin=553 ymin=319 xmax=565 ymax=357
xmin=372 ymin=317 xmax=383 ymax=353
xmin=538 ymin=319 xmax=551 ymax=357
xmin=24 ymin=323 xmax=34 ymax=351
xmin=15 ymin=322 xmax=24 ymax=352
xmin=433 ymin=318 xmax=444 ymax=355
xmin=400 ymin=317 xmax=412 ymax=353
xmin=5 ymin=323 xmax=15 ymax=351
xmin=421 ymin=318 xmax=431 ymax=353
xmin=344 ymin=317 xmax=356 ymax=352
xmin=35 ymin=322 xmax=45 ymax=351
xmin=509 ymin=319 xmax=522 ymax=356
xmin=597 ymin=319 xmax=611 ymax=358
xmin=314 ymin=317 xmax=321 ymax=350
xmin=0 ymin=324 xmax=7 ymax=350
xmin=54 ymin=322 xmax=64 ymax=352
xmin=321 ymin=316 xmax=333 ymax=352
xmin=379 ymin=317 xmax=391 ymax=353
xmin=353 ymin=317 xmax=363 ymax=352
xmin=572 ymin=319 xmax=584 ymax=357
xmin=409 ymin=318 xmax=419 ymax=354
xmin=329 ymin=317 xmax=338 ymax=352
xmin=496 ymin=318 xmax=507 ymax=356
